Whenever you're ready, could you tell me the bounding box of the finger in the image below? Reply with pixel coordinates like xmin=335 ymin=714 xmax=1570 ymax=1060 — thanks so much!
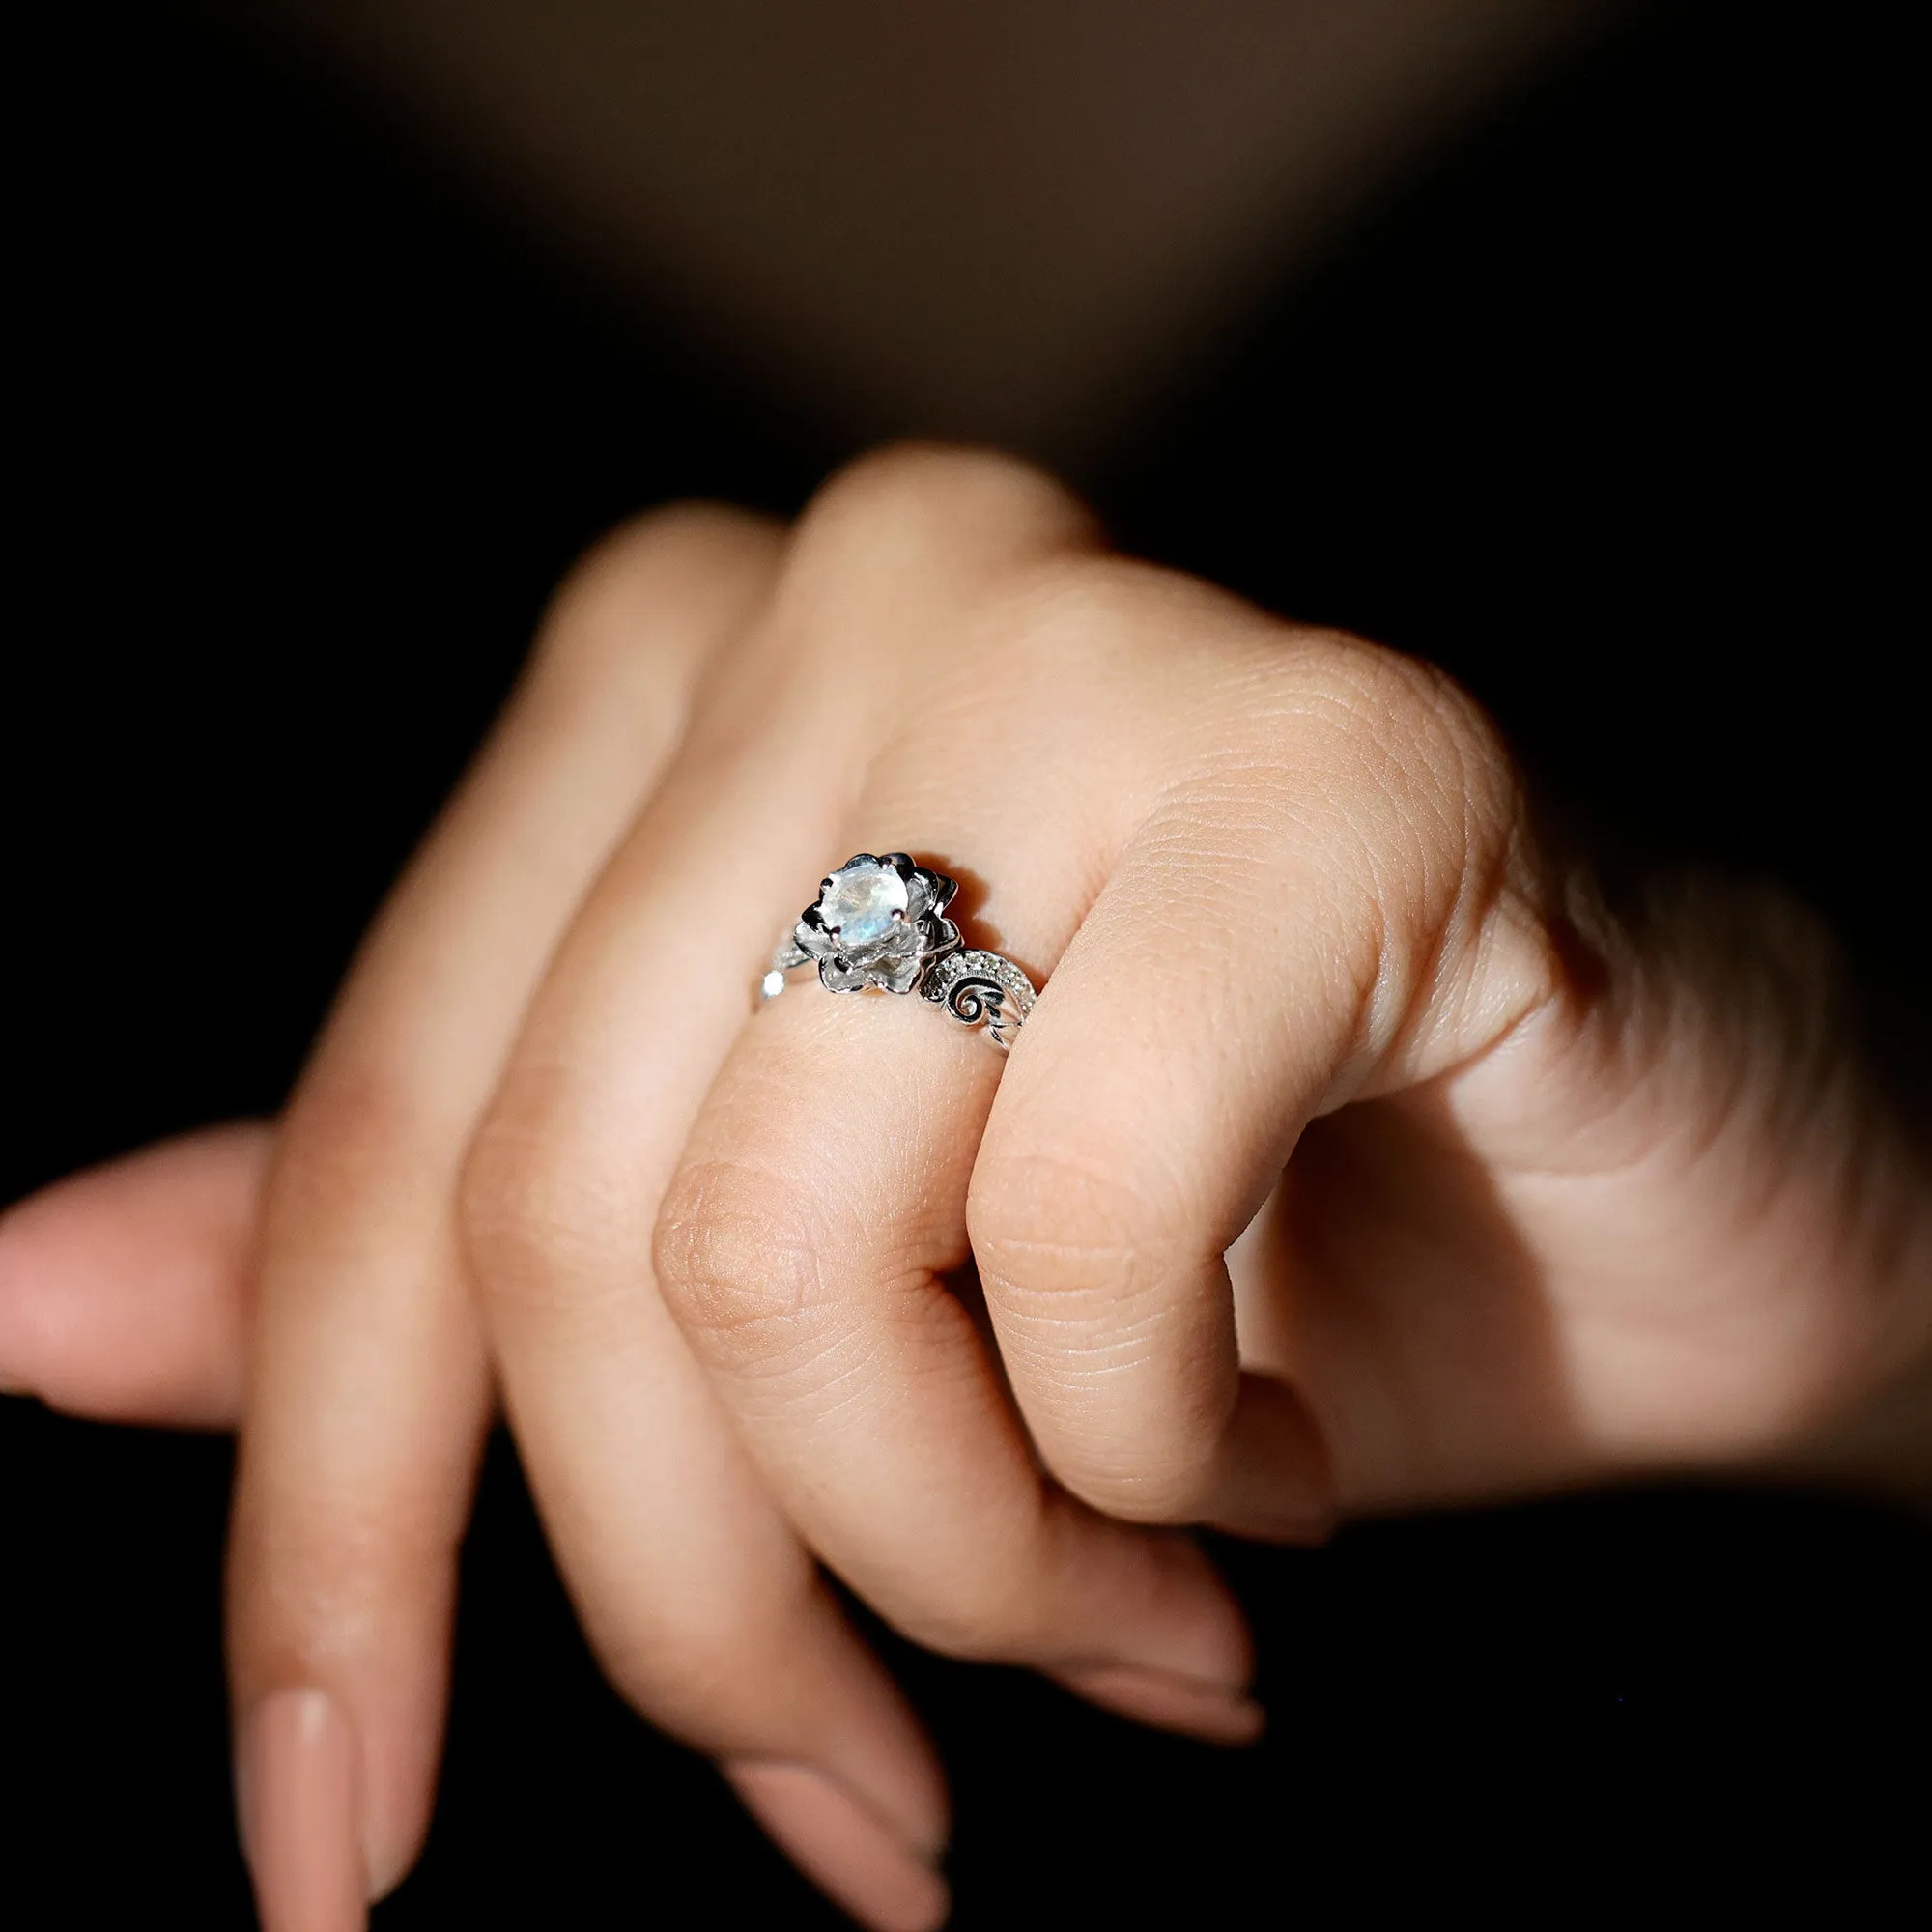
xmin=0 ymin=1122 xmax=269 ymax=1427
xmin=647 ymin=460 xmax=1259 ymax=1745
xmin=461 ymin=452 xmax=1110 ymax=1931
xmin=659 ymin=978 xmax=1260 ymax=1740
xmin=228 ymin=507 xmax=784 ymax=1928
xmin=970 ymin=630 xmax=1553 ymax=1529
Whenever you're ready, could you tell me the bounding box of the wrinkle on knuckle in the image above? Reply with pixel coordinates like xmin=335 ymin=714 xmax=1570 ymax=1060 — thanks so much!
xmin=1054 ymin=1456 xmax=1209 ymax=1525
xmin=970 ymin=1152 xmax=1200 ymax=1366
xmin=458 ymin=1093 xmax=637 ymax=1312
xmin=1292 ymin=655 xmax=1543 ymax=1052
xmin=233 ymin=1512 xmax=458 ymax=1676
xmin=652 ymin=1159 xmax=828 ymax=1357
xmin=1299 ymin=645 xmax=1517 ymax=857
xmin=273 ymin=1066 xmax=437 ymax=1226
xmin=1024 ymin=1337 xmax=1233 ymax=1519
xmin=975 ymin=1152 xmax=1160 ymax=1292
xmin=1214 ymin=635 xmax=1502 ymax=816
xmin=1145 ymin=639 xmax=1539 ymax=1065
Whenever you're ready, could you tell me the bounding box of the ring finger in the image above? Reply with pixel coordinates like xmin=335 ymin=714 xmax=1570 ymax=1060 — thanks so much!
xmin=649 ymin=456 xmax=1259 ymax=1740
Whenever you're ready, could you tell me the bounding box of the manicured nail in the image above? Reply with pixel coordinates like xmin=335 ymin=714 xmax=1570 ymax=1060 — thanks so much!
xmin=725 ymin=1760 xmax=950 ymax=1932
xmin=1055 ymin=1662 xmax=1266 ymax=1745
xmin=235 ymin=1688 xmax=367 ymax=1932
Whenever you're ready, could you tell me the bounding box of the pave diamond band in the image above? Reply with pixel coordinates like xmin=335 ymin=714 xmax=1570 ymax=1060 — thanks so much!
xmin=760 ymin=852 xmax=1037 ymax=1050
xmin=920 ymin=947 xmax=1036 ymax=1049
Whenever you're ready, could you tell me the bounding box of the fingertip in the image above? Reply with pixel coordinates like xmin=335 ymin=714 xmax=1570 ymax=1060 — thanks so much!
xmin=236 ymin=1686 xmax=369 ymax=1932
xmin=1053 ymin=1662 xmax=1267 ymax=1747
xmin=725 ymin=1760 xmax=951 ymax=1932
xmin=1107 ymin=1519 xmax=1258 ymax=1692
xmin=0 ymin=1122 xmax=271 ymax=1426
xmin=363 ymin=1801 xmax=430 ymax=1907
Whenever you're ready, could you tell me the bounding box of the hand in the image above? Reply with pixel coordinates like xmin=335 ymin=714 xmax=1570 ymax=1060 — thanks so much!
xmin=5 ymin=449 xmax=1926 ymax=1932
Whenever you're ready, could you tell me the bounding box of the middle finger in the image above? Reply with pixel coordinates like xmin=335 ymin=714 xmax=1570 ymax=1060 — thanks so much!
xmin=651 ymin=454 xmax=1258 ymax=1741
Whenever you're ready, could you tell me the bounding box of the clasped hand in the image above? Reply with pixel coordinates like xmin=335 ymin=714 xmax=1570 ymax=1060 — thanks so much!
xmin=4 ymin=449 xmax=1924 ymax=1932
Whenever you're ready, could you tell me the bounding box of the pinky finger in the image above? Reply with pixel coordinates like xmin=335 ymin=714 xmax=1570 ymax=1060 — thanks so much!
xmin=0 ymin=1122 xmax=270 ymax=1428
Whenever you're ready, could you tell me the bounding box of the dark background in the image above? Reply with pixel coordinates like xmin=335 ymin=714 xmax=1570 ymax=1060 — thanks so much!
xmin=5 ymin=2 xmax=1927 ymax=1924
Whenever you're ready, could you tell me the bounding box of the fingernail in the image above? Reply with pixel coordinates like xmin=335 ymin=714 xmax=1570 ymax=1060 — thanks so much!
xmin=725 ymin=1760 xmax=950 ymax=1932
xmin=1055 ymin=1662 xmax=1266 ymax=1746
xmin=235 ymin=1688 xmax=367 ymax=1932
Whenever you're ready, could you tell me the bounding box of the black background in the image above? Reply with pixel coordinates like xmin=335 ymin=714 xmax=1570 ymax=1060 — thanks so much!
xmin=5 ymin=3 xmax=1928 ymax=1925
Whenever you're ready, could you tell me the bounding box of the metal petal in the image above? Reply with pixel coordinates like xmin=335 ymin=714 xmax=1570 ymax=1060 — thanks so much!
xmin=875 ymin=952 xmax=924 ymax=995
xmin=917 ymin=867 xmax=959 ymax=914
xmin=818 ymin=958 xmax=868 ymax=993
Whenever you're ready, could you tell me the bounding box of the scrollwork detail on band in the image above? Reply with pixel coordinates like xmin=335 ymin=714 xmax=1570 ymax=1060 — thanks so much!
xmin=922 ymin=949 xmax=1036 ymax=1051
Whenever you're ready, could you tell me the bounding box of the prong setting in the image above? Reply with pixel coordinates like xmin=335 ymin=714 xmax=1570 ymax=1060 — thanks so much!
xmin=762 ymin=849 xmax=1034 ymax=1047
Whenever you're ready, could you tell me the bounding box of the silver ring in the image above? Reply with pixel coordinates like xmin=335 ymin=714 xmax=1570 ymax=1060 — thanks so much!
xmin=759 ymin=852 xmax=1037 ymax=1050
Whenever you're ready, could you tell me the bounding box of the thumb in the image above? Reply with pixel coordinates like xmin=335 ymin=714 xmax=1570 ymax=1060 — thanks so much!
xmin=0 ymin=1122 xmax=271 ymax=1428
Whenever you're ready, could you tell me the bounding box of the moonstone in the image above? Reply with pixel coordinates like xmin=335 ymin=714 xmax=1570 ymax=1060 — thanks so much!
xmin=819 ymin=861 xmax=907 ymax=945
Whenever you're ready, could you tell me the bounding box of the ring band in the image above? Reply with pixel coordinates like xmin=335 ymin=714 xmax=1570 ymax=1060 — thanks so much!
xmin=759 ymin=852 xmax=1037 ymax=1050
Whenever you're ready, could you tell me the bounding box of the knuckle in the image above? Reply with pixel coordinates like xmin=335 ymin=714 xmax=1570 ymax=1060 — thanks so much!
xmin=793 ymin=441 xmax=1094 ymax=579
xmin=274 ymin=1065 xmax=435 ymax=1223
xmin=993 ymin=555 xmax=1149 ymax=675
xmin=884 ymin=1563 xmax=1048 ymax=1664
xmin=1050 ymin=1456 xmax=1209 ymax=1526
xmin=230 ymin=1485 xmax=462 ymax=1681
xmin=589 ymin=1599 xmax=802 ymax=1747
xmin=531 ymin=501 xmax=781 ymax=692
xmin=651 ymin=1159 xmax=828 ymax=1359
xmin=1274 ymin=636 xmax=1520 ymax=840
xmin=236 ymin=1507 xmax=429 ymax=1617
xmin=1151 ymin=636 xmax=1529 ymax=970
xmin=970 ymin=1153 xmax=1229 ymax=1526
xmin=969 ymin=1150 xmax=1184 ymax=1336
xmin=458 ymin=1082 xmax=636 ymax=1312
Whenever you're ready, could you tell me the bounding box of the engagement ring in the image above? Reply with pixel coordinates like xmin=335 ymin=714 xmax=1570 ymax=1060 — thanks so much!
xmin=760 ymin=853 xmax=1037 ymax=1050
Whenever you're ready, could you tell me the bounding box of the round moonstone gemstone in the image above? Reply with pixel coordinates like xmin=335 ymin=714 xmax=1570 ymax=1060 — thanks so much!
xmin=819 ymin=861 xmax=908 ymax=945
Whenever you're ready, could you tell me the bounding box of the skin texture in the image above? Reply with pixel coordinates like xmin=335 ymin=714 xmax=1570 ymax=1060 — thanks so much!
xmin=1 ymin=448 xmax=1926 ymax=1931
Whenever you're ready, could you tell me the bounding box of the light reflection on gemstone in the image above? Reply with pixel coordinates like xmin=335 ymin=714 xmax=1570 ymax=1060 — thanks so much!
xmin=818 ymin=860 xmax=907 ymax=945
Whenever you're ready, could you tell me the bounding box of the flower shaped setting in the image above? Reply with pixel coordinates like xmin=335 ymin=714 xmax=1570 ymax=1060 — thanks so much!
xmin=793 ymin=853 xmax=960 ymax=995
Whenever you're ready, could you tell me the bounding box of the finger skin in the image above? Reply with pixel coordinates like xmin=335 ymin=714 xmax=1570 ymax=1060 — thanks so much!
xmin=643 ymin=453 xmax=1257 ymax=1728
xmin=229 ymin=506 xmax=784 ymax=1918
xmin=968 ymin=611 xmax=1929 ymax=1519
xmin=456 ymin=454 xmax=1156 ymax=1923
xmin=656 ymin=986 xmax=1257 ymax=1705
xmin=0 ymin=1122 xmax=269 ymax=1427
xmin=970 ymin=631 xmax=1551 ymax=1529
xmin=459 ymin=593 xmax=955 ymax=1913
